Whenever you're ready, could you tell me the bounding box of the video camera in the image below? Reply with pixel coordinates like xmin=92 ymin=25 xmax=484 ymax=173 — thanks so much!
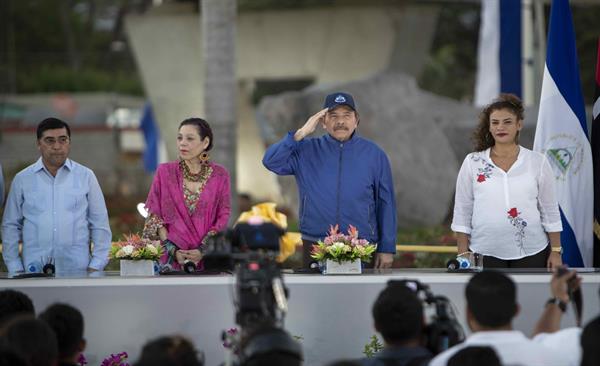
xmin=205 ymin=221 xmax=302 ymax=366
xmin=202 ymin=222 xmax=284 ymax=272
xmin=389 ymin=279 xmax=465 ymax=355
xmin=203 ymin=221 xmax=288 ymax=328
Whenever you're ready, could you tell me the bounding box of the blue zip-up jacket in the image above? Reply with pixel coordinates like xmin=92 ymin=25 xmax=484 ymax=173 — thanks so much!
xmin=263 ymin=131 xmax=397 ymax=253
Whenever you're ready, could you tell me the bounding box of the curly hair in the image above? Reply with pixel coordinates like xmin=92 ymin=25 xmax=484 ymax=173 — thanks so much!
xmin=472 ymin=93 xmax=524 ymax=151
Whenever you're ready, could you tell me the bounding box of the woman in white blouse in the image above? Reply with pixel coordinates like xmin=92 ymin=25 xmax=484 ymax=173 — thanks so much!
xmin=452 ymin=94 xmax=563 ymax=268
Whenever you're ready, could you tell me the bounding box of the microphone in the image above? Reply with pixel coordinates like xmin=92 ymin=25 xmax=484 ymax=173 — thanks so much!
xmin=42 ymin=263 xmax=55 ymax=275
xmin=271 ymin=277 xmax=288 ymax=314
xmin=27 ymin=262 xmax=42 ymax=273
xmin=42 ymin=256 xmax=55 ymax=275
xmin=183 ymin=260 xmax=197 ymax=273
xmin=447 ymin=257 xmax=470 ymax=270
xmin=446 ymin=259 xmax=459 ymax=270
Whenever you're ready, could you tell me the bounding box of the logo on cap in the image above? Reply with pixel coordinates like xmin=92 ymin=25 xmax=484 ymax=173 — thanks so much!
xmin=334 ymin=95 xmax=346 ymax=103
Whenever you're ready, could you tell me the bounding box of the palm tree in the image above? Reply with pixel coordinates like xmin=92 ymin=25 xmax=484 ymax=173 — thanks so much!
xmin=201 ymin=0 xmax=238 ymax=219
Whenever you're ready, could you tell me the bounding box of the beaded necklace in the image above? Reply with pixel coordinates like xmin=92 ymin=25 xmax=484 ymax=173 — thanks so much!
xmin=180 ymin=160 xmax=213 ymax=214
xmin=179 ymin=159 xmax=211 ymax=183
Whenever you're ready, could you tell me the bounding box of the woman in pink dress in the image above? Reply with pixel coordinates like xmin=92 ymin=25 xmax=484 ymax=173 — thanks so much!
xmin=143 ymin=118 xmax=230 ymax=270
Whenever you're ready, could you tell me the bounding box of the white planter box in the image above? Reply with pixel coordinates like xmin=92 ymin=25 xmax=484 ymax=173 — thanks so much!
xmin=324 ymin=259 xmax=362 ymax=275
xmin=120 ymin=260 xmax=155 ymax=276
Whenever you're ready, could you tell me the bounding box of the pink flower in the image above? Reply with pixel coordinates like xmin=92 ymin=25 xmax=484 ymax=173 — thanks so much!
xmin=477 ymin=174 xmax=486 ymax=183
xmin=508 ymin=207 xmax=518 ymax=218
xmin=328 ymin=224 xmax=340 ymax=236
xmin=348 ymin=225 xmax=359 ymax=239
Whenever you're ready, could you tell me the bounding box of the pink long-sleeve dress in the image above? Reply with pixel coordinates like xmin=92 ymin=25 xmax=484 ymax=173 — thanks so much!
xmin=144 ymin=161 xmax=231 ymax=269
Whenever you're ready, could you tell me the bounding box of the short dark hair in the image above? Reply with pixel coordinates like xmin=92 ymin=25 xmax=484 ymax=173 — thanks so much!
xmin=242 ymin=352 xmax=302 ymax=366
xmin=133 ymin=335 xmax=204 ymax=366
xmin=0 ymin=290 xmax=35 ymax=328
xmin=0 ymin=317 xmax=58 ymax=366
xmin=325 ymin=360 xmax=361 ymax=366
xmin=38 ymin=303 xmax=84 ymax=360
xmin=36 ymin=117 xmax=71 ymax=140
xmin=581 ymin=315 xmax=600 ymax=366
xmin=179 ymin=118 xmax=213 ymax=151
xmin=0 ymin=344 xmax=28 ymax=366
xmin=240 ymin=326 xmax=302 ymax=366
xmin=448 ymin=346 xmax=501 ymax=366
xmin=466 ymin=271 xmax=517 ymax=328
xmin=372 ymin=283 xmax=423 ymax=344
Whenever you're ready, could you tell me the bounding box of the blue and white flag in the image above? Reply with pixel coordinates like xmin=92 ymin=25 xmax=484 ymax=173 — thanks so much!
xmin=474 ymin=0 xmax=522 ymax=106
xmin=533 ymin=0 xmax=593 ymax=267
xmin=140 ymin=103 xmax=167 ymax=173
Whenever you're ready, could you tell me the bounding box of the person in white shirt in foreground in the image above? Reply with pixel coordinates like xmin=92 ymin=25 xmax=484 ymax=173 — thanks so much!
xmin=429 ymin=269 xmax=581 ymax=366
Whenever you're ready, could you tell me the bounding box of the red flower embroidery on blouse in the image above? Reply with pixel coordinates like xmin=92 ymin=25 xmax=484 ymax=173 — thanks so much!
xmin=508 ymin=207 xmax=518 ymax=218
xmin=477 ymin=174 xmax=486 ymax=183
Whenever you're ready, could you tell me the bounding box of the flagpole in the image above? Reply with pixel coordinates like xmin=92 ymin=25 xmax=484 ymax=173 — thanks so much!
xmin=533 ymin=0 xmax=546 ymax=106
xmin=522 ymin=0 xmax=535 ymax=107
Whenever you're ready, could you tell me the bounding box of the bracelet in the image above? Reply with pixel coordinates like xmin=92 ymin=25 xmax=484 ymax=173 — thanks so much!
xmin=201 ymin=230 xmax=217 ymax=246
xmin=163 ymin=240 xmax=179 ymax=257
xmin=546 ymin=297 xmax=567 ymax=313
xmin=198 ymin=231 xmax=217 ymax=254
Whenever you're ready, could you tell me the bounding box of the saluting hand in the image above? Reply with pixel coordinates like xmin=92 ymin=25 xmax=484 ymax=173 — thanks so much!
xmin=294 ymin=108 xmax=328 ymax=141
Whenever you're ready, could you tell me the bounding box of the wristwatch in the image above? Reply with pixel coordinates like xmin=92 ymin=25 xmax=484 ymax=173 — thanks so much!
xmin=552 ymin=246 xmax=563 ymax=255
xmin=546 ymin=297 xmax=567 ymax=313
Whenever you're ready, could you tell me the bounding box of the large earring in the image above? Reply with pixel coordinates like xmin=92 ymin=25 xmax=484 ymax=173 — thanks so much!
xmin=199 ymin=151 xmax=210 ymax=164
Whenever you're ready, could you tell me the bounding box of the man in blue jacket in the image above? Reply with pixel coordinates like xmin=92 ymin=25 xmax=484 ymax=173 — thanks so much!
xmin=263 ymin=92 xmax=397 ymax=268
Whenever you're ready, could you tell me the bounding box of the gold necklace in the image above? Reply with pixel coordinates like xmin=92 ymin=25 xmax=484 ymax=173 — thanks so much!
xmin=179 ymin=160 xmax=210 ymax=183
xmin=491 ymin=146 xmax=519 ymax=159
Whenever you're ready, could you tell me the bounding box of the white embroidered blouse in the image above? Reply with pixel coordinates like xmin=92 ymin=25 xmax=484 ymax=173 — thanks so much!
xmin=451 ymin=146 xmax=562 ymax=260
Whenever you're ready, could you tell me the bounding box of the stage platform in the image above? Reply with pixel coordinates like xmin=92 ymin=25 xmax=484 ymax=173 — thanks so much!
xmin=1 ymin=269 xmax=599 ymax=365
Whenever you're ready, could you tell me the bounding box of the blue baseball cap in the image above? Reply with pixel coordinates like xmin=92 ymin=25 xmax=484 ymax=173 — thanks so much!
xmin=323 ymin=92 xmax=356 ymax=111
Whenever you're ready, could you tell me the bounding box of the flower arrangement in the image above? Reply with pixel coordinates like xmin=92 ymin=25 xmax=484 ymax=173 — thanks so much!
xmin=109 ymin=234 xmax=163 ymax=261
xmin=310 ymin=225 xmax=377 ymax=264
xmin=101 ymin=352 xmax=129 ymax=366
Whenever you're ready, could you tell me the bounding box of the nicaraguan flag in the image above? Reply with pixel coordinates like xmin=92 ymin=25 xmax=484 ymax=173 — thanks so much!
xmin=140 ymin=103 xmax=167 ymax=173
xmin=474 ymin=0 xmax=522 ymax=106
xmin=533 ymin=0 xmax=593 ymax=267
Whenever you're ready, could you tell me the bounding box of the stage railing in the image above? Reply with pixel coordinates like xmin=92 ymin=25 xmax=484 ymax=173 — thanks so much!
xmin=0 ymin=244 xmax=562 ymax=254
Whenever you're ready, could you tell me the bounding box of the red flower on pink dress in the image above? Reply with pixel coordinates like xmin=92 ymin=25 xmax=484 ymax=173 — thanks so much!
xmin=477 ymin=174 xmax=486 ymax=183
xmin=508 ymin=207 xmax=518 ymax=218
